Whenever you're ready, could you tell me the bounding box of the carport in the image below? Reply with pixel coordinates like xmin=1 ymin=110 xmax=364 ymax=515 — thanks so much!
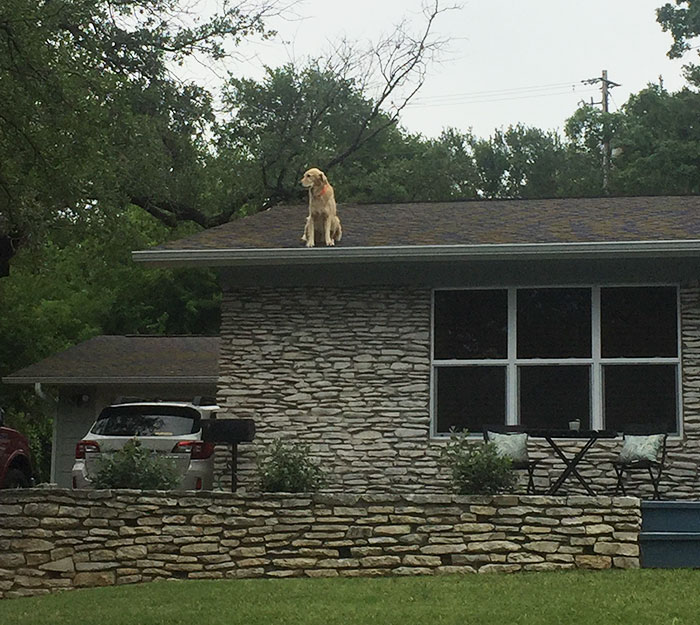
xmin=2 ymin=335 xmax=218 ymax=487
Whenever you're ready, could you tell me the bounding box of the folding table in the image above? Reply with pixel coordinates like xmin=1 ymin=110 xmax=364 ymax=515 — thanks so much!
xmin=525 ymin=429 xmax=618 ymax=495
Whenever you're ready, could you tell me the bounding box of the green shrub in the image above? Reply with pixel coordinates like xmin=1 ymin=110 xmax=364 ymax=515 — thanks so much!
xmin=258 ymin=439 xmax=326 ymax=493
xmin=92 ymin=439 xmax=180 ymax=490
xmin=440 ymin=430 xmax=517 ymax=495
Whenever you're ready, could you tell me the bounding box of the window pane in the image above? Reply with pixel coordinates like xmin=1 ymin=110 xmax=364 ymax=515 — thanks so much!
xmin=435 ymin=366 xmax=506 ymax=433
xmin=517 ymin=288 xmax=591 ymax=358
xmin=519 ymin=365 xmax=590 ymax=429
xmin=604 ymin=365 xmax=677 ymax=433
xmin=434 ymin=290 xmax=507 ymax=359
xmin=601 ymin=287 xmax=678 ymax=358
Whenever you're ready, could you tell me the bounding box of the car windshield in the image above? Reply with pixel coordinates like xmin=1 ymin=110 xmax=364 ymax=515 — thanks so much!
xmin=91 ymin=405 xmax=200 ymax=437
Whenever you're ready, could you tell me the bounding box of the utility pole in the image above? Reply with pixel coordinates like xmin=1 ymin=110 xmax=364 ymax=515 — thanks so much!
xmin=581 ymin=70 xmax=620 ymax=193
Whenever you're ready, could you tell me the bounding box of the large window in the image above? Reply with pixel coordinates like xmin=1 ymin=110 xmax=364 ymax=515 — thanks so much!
xmin=432 ymin=286 xmax=680 ymax=435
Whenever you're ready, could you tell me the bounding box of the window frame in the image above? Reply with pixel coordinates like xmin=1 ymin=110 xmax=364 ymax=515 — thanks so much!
xmin=430 ymin=284 xmax=682 ymax=438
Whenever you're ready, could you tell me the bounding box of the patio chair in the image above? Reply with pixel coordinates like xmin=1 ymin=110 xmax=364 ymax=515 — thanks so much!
xmin=483 ymin=425 xmax=539 ymax=494
xmin=612 ymin=429 xmax=668 ymax=499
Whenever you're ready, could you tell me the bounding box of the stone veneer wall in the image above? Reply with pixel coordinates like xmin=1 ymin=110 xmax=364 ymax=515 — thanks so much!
xmin=217 ymin=284 xmax=700 ymax=499
xmin=0 ymin=489 xmax=641 ymax=599
xmin=217 ymin=286 xmax=442 ymax=493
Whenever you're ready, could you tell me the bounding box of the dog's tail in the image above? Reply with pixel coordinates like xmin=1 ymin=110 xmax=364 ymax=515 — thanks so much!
xmin=332 ymin=216 xmax=342 ymax=242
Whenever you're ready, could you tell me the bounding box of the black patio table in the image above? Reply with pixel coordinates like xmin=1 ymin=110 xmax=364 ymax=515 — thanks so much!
xmin=524 ymin=429 xmax=618 ymax=496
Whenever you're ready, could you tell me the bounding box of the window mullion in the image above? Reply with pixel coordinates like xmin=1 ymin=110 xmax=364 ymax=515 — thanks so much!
xmin=591 ymin=286 xmax=603 ymax=429
xmin=507 ymin=288 xmax=518 ymax=425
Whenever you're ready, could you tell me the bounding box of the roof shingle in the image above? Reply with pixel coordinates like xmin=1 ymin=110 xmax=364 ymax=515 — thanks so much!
xmin=3 ymin=336 xmax=218 ymax=384
xmin=150 ymin=196 xmax=700 ymax=251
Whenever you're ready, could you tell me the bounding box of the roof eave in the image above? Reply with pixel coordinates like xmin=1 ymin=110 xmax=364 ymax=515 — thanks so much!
xmin=2 ymin=376 xmax=218 ymax=386
xmin=132 ymin=240 xmax=700 ymax=268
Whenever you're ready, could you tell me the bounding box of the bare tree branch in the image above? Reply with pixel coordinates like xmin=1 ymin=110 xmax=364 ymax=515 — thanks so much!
xmin=323 ymin=1 xmax=457 ymax=171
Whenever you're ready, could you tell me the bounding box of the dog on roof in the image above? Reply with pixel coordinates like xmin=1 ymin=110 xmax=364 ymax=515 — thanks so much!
xmin=300 ymin=167 xmax=342 ymax=248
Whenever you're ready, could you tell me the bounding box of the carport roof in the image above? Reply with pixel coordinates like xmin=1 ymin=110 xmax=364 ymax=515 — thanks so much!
xmin=2 ymin=335 xmax=219 ymax=385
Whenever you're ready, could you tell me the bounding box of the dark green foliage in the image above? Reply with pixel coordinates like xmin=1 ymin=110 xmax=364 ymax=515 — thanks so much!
xmin=657 ymin=0 xmax=700 ymax=85
xmin=440 ymin=431 xmax=517 ymax=495
xmin=258 ymin=439 xmax=326 ymax=493
xmin=0 ymin=0 xmax=277 ymax=274
xmin=92 ymin=439 xmax=180 ymax=490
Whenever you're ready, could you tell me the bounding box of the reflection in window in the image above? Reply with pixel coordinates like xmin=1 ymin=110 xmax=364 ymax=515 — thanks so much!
xmin=434 ymin=290 xmax=507 ymax=360
xmin=604 ymin=365 xmax=677 ymax=433
xmin=519 ymin=365 xmax=590 ymax=429
xmin=432 ymin=286 xmax=680 ymax=435
xmin=435 ymin=366 xmax=505 ymax=433
xmin=601 ymin=287 xmax=677 ymax=358
xmin=517 ymin=288 xmax=591 ymax=358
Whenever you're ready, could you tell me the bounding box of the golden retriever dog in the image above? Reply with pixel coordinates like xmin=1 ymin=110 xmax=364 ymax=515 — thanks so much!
xmin=300 ymin=167 xmax=342 ymax=247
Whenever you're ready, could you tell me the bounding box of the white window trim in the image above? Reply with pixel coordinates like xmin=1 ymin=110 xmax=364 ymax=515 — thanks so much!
xmin=430 ymin=284 xmax=682 ymax=437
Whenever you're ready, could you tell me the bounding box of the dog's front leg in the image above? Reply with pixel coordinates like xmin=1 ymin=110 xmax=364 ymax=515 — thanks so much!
xmin=305 ymin=218 xmax=315 ymax=248
xmin=324 ymin=216 xmax=334 ymax=246
xmin=301 ymin=216 xmax=310 ymax=243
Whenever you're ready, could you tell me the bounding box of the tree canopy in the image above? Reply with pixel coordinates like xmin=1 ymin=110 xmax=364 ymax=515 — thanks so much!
xmin=657 ymin=0 xmax=700 ymax=85
xmin=0 ymin=0 xmax=450 ymax=275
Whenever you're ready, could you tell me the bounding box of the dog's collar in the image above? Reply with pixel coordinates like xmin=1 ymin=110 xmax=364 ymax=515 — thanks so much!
xmin=318 ymin=184 xmax=329 ymax=196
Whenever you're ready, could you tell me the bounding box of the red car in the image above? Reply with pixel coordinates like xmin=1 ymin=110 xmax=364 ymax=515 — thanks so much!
xmin=0 ymin=408 xmax=34 ymax=488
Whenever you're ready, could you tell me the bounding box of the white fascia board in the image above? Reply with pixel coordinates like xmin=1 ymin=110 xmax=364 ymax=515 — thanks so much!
xmin=132 ymin=240 xmax=700 ymax=268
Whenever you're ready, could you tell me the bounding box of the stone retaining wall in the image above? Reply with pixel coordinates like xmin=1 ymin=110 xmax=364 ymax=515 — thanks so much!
xmin=0 ymin=489 xmax=641 ymax=599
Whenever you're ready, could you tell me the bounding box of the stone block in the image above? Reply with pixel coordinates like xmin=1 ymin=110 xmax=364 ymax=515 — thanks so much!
xmin=116 ymin=545 xmax=148 ymax=560
xmin=73 ymin=571 xmax=116 ymax=587
xmin=593 ymin=542 xmax=639 ymax=557
xmin=585 ymin=524 xmax=615 ymax=535
xmin=359 ymin=556 xmax=401 ymax=568
xmin=180 ymin=542 xmax=221 ymax=555
xmin=523 ymin=541 xmax=560 ymax=554
xmin=40 ymin=557 xmax=76 ymax=573
xmin=0 ymin=553 xmax=25 ymax=567
xmin=373 ymin=525 xmax=411 ymax=536
xmin=477 ymin=563 xmax=522 ymax=574
xmin=467 ymin=541 xmax=520 ymax=553
xmin=11 ymin=539 xmax=54 ymax=552
xmin=575 ymin=555 xmax=612 ymax=570
xmin=401 ymin=555 xmax=441 ymax=567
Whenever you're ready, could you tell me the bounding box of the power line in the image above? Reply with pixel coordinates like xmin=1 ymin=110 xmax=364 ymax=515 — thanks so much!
xmin=406 ymin=81 xmax=600 ymax=108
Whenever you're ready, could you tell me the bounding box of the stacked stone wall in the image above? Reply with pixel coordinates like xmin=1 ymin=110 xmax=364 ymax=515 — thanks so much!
xmin=0 ymin=489 xmax=640 ymax=599
xmin=216 ymin=284 xmax=700 ymax=499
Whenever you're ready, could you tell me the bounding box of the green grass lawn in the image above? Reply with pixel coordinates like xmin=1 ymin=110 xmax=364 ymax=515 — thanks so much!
xmin=2 ymin=570 xmax=699 ymax=625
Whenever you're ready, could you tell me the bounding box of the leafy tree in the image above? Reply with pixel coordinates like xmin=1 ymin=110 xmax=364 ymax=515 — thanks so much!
xmin=0 ymin=0 xmax=284 ymax=275
xmin=0 ymin=206 xmax=220 ymax=482
xmin=610 ymin=85 xmax=700 ymax=195
xmin=471 ymin=125 xmax=567 ymax=198
xmin=0 ymin=0 xmax=451 ymax=276
xmin=657 ymin=0 xmax=700 ymax=86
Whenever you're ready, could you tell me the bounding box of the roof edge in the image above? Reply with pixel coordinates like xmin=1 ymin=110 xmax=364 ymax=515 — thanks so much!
xmin=2 ymin=376 xmax=218 ymax=386
xmin=132 ymin=240 xmax=700 ymax=268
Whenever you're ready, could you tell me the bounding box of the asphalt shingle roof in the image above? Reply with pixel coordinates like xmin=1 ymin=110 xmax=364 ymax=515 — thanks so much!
xmin=151 ymin=196 xmax=700 ymax=251
xmin=3 ymin=336 xmax=219 ymax=384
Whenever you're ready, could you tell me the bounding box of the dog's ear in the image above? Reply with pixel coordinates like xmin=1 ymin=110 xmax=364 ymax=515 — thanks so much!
xmin=320 ymin=171 xmax=328 ymax=185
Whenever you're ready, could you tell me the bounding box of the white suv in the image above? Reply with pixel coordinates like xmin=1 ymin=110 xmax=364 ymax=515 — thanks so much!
xmin=72 ymin=401 xmax=217 ymax=490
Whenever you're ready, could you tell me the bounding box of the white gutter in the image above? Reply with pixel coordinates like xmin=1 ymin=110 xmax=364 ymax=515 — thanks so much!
xmin=132 ymin=240 xmax=700 ymax=267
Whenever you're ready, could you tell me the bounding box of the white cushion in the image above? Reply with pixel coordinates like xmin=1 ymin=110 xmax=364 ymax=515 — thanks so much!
xmin=618 ymin=434 xmax=664 ymax=463
xmin=488 ymin=432 xmax=529 ymax=463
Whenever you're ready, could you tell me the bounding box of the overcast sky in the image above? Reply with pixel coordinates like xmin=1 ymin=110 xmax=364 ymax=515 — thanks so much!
xmin=194 ymin=0 xmax=690 ymax=139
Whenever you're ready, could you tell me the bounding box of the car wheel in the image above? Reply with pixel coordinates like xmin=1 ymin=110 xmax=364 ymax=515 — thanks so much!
xmin=3 ymin=468 xmax=30 ymax=489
